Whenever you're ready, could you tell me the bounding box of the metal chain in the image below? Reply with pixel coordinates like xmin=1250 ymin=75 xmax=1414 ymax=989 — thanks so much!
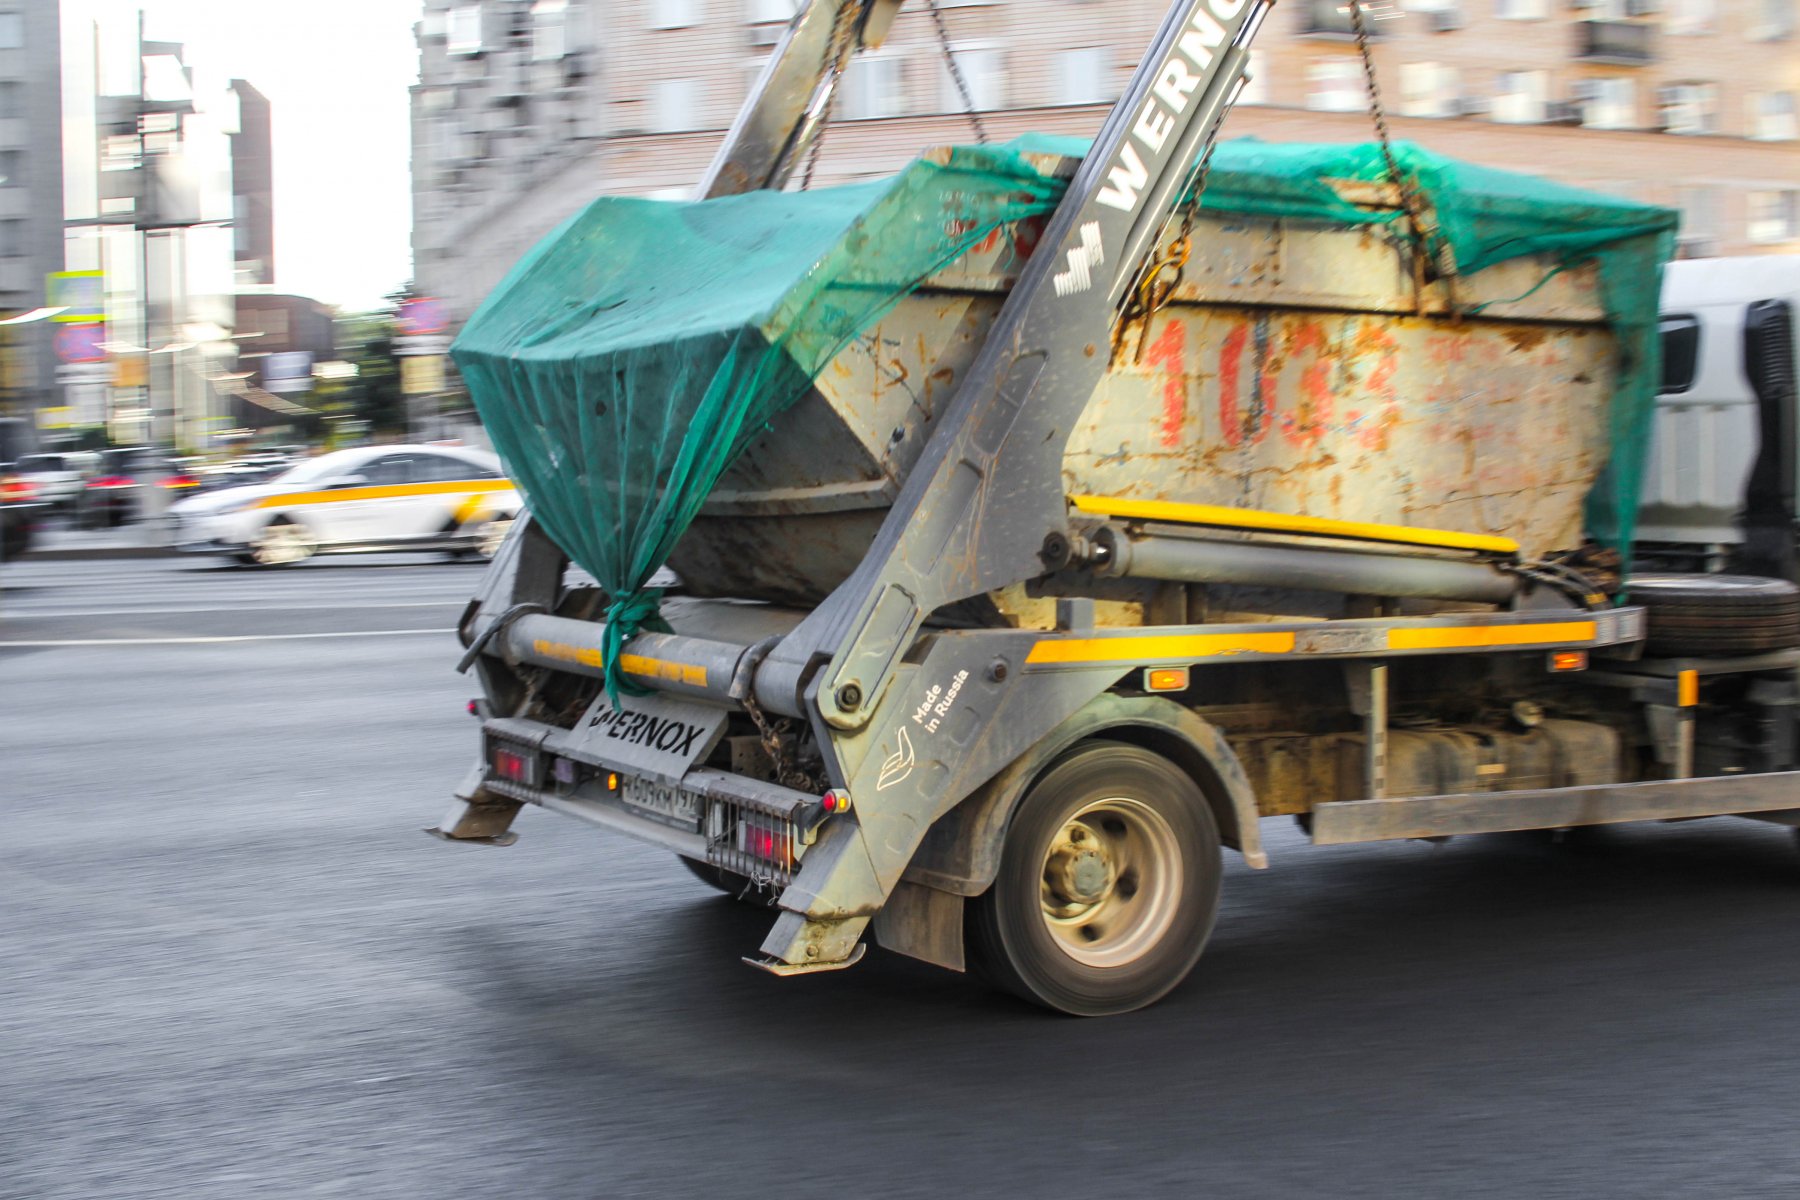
xmin=1347 ymin=0 xmax=1439 ymax=277
xmin=927 ymin=0 xmax=989 ymax=144
xmin=1110 ymin=140 xmax=1217 ymax=366
xmin=741 ymin=689 xmax=814 ymax=791
xmin=800 ymin=1 xmax=863 ymax=190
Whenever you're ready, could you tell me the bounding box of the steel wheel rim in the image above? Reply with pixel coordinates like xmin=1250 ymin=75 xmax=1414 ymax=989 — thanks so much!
xmin=252 ymin=522 xmax=314 ymax=566
xmin=1039 ymin=796 xmax=1182 ymax=969
xmin=476 ymin=518 xmax=513 ymax=560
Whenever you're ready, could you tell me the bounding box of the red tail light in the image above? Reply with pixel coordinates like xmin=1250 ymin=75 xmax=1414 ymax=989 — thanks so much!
xmin=0 ymin=475 xmax=35 ymax=502
xmin=159 ymin=474 xmax=200 ymax=490
xmin=739 ymin=818 xmax=791 ymax=865
xmin=492 ymin=749 xmax=530 ymax=782
xmin=87 ymin=475 xmax=136 ymax=490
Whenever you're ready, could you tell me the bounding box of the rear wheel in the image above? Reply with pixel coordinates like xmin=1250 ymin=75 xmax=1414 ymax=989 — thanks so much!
xmin=967 ymin=740 xmax=1221 ymax=1016
xmin=249 ymin=516 xmax=317 ymax=566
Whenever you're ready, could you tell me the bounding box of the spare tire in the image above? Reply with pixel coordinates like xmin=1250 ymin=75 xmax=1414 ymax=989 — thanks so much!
xmin=1628 ymin=574 xmax=1800 ymax=657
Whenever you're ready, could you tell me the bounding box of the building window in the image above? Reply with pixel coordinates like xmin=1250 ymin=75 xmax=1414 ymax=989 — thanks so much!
xmin=839 ymin=51 xmax=906 ymax=120
xmin=1750 ymin=0 xmax=1796 ymax=40
xmin=1053 ymin=47 xmax=1114 ymax=107
xmin=1494 ymin=0 xmax=1547 ymax=20
xmin=650 ymin=0 xmax=699 ymax=30
xmin=746 ymin=0 xmax=801 ymax=20
xmin=1307 ymin=57 xmax=1365 ymax=112
xmin=1749 ymin=91 xmax=1798 ymax=141
xmin=1658 ymin=82 xmax=1717 ymax=134
xmin=938 ymin=44 xmax=1006 ymax=112
xmin=1574 ymin=77 xmax=1634 ymax=129
xmin=1399 ymin=62 xmax=1461 ymax=117
xmin=1238 ymin=49 xmax=1269 ymax=105
xmin=0 ymin=13 xmax=21 ymax=50
xmin=651 ymin=77 xmax=699 ymax=132
xmin=1410 ymin=0 xmax=1468 ymax=32
xmin=1747 ymin=190 xmax=1798 ymax=243
xmin=1492 ymin=69 xmax=1547 ymax=123
xmin=1675 ymin=185 xmax=1720 ymax=257
xmin=1665 ymin=0 xmax=1715 ymax=34
xmin=447 ymin=5 xmax=484 ymax=56
xmin=531 ymin=1 xmax=567 ymax=60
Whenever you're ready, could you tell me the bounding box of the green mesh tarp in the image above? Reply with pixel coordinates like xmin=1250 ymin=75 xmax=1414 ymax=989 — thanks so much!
xmin=453 ymin=144 xmax=1063 ymax=698
xmin=453 ymin=136 xmax=1675 ymax=698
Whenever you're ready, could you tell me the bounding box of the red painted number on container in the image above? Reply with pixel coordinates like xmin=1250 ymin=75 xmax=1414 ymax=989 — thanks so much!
xmin=1146 ymin=320 xmax=1187 ymax=449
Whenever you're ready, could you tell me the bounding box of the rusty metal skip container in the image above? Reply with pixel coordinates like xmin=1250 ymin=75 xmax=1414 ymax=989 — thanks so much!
xmin=666 ymin=146 xmax=1618 ymax=617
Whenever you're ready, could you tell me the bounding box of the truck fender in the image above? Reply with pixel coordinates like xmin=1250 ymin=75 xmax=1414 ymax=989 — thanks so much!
xmin=872 ymin=694 xmax=1264 ymax=972
xmin=901 ymin=692 xmax=1266 ymax=898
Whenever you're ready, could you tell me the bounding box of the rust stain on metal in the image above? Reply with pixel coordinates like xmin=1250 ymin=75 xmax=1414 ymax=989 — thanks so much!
xmin=1503 ymin=326 xmax=1550 ymax=353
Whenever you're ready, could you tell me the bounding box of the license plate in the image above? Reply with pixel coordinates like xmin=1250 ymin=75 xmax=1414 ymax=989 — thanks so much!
xmin=620 ymin=776 xmax=704 ymax=829
xmin=569 ymin=691 xmax=730 ymax=784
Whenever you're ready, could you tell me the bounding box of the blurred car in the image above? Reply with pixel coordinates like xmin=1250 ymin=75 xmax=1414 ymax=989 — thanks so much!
xmin=0 ymin=417 xmax=44 ymax=556
xmin=78 ymin=447 xmax=153 ymax=528
xmin=14 ymin=451 xmax=100 ymax=509
xmin=0 ymin=469 xmax=45 ymax=557
xmin=80 ymin=448 xmax=200 ymax=527
xmin=168 ymin=444 xmax=520 ymax=566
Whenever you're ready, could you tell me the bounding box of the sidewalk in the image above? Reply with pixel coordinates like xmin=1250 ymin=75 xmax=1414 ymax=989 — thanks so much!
xmin=16 ymin=523 xmax=174 ymax=562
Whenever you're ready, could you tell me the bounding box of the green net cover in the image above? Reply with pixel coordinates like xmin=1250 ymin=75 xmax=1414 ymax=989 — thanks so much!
xmin=453 ymin=136 xmax=1675 ymax=698
xmin=452 ymin=144 xmax=1064 ymax=698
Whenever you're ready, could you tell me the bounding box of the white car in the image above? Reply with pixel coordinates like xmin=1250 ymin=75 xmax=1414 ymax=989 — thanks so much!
xmin=14 ymin=451 xmax=100 ymax=508
xmin=168 ymin=444 xmax=521 ymax=566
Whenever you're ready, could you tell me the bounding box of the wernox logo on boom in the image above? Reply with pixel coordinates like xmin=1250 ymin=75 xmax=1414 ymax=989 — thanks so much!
xmin=1095 ymin=0 xmax=1248 ymax=215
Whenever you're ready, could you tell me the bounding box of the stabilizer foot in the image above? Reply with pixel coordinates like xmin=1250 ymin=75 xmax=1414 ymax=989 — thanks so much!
xmin=743 ymin=944 xmax=867 ymax=976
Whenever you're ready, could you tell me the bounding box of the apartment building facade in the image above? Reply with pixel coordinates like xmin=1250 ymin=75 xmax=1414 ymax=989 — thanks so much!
xmin=412 ymin=0 xmax=1799 ymax=325
xmin=0 ymin=3 xmax=66 ymax=413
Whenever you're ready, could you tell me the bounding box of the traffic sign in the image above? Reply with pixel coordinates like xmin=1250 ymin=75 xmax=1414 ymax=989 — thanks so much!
xmin=398 ymin=297 xmax=448 ymax=336
xmin=54 ymin=323 xmax=106 ymax=364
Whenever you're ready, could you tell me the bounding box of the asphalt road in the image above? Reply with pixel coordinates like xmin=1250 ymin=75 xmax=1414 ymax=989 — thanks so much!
xmin=5 ymin=554 xmax=1800 ymax=1199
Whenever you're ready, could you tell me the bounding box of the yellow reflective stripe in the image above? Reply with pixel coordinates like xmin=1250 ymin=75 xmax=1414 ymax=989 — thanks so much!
xmin=1385 ymin=621 xmax=1596 ymax=651
xmin=254 ymin=479 xmax=513 ymax=509
xmin=1069 ymin=494 xmax=1520 ymax=556
xmin=618 ymin=653 xmax=708 ymax=688
xmin=528 ymin=639 xmax=707 ymax=687
xmin=1025 ymin=631 xmax=1297 ymax=665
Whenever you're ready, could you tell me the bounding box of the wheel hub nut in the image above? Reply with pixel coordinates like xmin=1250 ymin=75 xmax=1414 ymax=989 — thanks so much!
xmin=1047 ymin=842 xmax=1114 ymax=904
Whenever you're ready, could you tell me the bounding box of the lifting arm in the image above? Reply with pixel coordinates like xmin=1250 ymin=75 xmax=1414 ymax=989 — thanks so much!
xmin=744 ymin=0 xmax=1273 ymax=966
xmin=697 ymin=0 xmax=904 ymax=199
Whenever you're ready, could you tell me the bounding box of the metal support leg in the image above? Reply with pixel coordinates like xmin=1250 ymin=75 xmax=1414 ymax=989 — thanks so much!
xmin=1675 ymin=668 xmax=1697 ymax=779
xmin=1345 ymin=661 xmax=1388 ymax=800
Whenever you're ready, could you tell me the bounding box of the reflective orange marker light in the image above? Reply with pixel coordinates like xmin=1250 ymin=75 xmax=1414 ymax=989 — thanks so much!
xmin=1145 ymin=667 xmax=1190 ymax=692
xmin=606 ymin=772 xmax=620 ymax=791
xmin=821 ymin=789 xmax=852 ymax=814
xmin=1549 ymin=650 xmax=1588 ymax=673
xmin=1678 ymin=669 xmax=1699 ymax=708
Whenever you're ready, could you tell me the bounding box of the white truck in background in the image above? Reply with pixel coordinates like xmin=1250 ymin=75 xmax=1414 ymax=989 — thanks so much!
xmin=1641 ymin=256 xmax=1799 ymax=581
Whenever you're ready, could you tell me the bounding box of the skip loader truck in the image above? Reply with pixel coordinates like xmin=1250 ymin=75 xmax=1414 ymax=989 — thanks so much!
xmin=431 ymin=0 xmax=1800 ymax=1015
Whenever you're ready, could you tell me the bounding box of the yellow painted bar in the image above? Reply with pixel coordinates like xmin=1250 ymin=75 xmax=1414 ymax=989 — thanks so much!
xmin=529 ymin=639 xmax=708 ymax=687
xmin=1385 ymin=621 xmax=1597 ymax=651
xmin=1025 ymin=630 xmax=1297 ymax=666
xmin=1678 ymin=669 xmax=1699 ymax=707
xmin=1069 ymin=494 xmax=1520 ymax=556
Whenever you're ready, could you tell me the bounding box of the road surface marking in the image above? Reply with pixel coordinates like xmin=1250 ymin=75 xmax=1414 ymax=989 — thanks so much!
xmin=1 ymin=601 xmax=459 ymax=617
xmin=0 ymin=629 xmax=457 ymax=647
